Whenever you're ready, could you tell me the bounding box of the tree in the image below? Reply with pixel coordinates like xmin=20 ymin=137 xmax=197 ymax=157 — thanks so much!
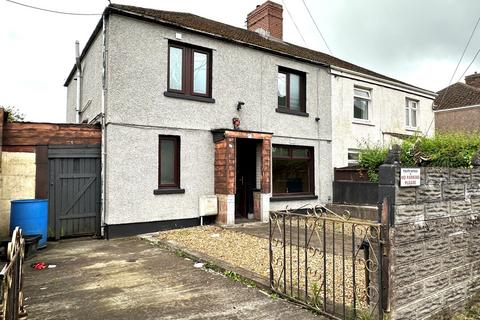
xmin=1 ymin=106 xmax=25 ymax=122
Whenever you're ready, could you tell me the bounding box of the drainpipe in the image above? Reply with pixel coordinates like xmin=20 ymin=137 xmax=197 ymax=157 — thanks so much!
xmin=100 ymin=13 xmax=108 ymax=237
xmin=75 ymin=40 xmax=82 ymax=124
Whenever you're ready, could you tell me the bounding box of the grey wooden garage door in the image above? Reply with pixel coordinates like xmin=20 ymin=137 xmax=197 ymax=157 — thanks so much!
xmin=48 ymin=145 xmax=101 ymax=239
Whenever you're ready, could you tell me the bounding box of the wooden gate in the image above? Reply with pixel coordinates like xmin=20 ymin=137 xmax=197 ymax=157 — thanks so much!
xmin=48 ymin=145 xmax=101 ymax=239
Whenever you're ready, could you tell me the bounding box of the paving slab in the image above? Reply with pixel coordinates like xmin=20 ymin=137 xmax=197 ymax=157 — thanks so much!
xmin=23 ymin=237 xmax=319 ymax=320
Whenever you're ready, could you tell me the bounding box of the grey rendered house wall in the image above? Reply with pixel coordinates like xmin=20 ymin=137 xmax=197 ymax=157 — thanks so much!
xmin=66 ymin=80 xmax=76 ymax=123
xmin=103 ymin=14 xmax=333 ymax=225
xmin=65 ymin=33 xmax=103 ymax=124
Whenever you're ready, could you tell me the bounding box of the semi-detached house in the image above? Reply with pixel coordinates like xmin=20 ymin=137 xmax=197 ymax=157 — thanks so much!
xmin=64 ymin=1 xmax=436 ymax=237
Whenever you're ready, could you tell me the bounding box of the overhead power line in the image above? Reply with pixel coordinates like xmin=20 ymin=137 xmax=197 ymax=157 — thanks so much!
xmin=280 ymin=0 xmax=308 ymax=47
xmin=450 ymin=15 xmax=480 ymax=85
xmin=425 ymin=13 xmax=480 ymax=135
xmin=301 ymin=0 xmax=332 ymax=55
xmin=4 ymin=0 xmax=102 ymax=16
xmin=456 ymin=45 xmax=480 ymax=83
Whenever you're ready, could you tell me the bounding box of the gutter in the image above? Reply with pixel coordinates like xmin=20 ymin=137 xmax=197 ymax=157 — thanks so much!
xmin=65 ymin=6 xmax=432 ymax=96
xmin=64 ymin=5 xmax=331 ymax=87
xmin=331 ymin=66 xmax=437 ymax=99
xmin=433 ymin=104 xmax=480 ymax=113
xmin=100 ymin=13 xmax=108 ymax=236
xmin=75 ymin=41 xmax=82 ymax=123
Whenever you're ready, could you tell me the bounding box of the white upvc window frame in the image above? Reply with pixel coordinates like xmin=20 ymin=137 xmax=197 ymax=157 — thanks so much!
xmin=347 ymin=149 xmax=360 ymax=166
xmin=405 ymin=98 xmax=418 ymax=129
xmin=353 ymin=87 xmax=372 ymax=123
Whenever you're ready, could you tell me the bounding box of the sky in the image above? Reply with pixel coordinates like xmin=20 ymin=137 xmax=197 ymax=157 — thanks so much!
xmin=1 ymin=0 xmax=480 ymax=122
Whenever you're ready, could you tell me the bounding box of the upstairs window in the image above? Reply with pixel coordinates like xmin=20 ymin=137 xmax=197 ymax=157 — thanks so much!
xmin=272 ymin=145 xmax=314 ymax=196
xmin=277 ymin=67 xmax=306 ymax=113
xmin=353 ymin=87 xmax=371 ymax=120
xmin=406 ymin=99 xmax=418 ymax=128
xmin=167 ymin=42 xmax=212 ymax=99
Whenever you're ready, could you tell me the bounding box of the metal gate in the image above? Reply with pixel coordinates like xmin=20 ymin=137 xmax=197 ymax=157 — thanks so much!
xmin=269 ymin=205 xmax=385 ymax=320
xmin=48 ymin=145 xmax=101 ymax=239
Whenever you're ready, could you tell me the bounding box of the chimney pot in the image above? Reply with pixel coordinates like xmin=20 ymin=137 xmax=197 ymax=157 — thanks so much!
xmin=465 ymin=72 xmax=480 ymax=88
xmin=247 ymin=1 xmax=283 ymax=39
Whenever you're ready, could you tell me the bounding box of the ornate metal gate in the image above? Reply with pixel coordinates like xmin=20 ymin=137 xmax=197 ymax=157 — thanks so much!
xmin=269 ymin=205 xmax=384 ymax=319
xmin=0 ymin=227 xmax=27 ymax=320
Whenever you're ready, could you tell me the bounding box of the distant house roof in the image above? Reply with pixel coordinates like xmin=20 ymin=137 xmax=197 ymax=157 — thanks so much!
xmin=64 ymin=3 xmax=434 ymax=96
xmin=434 ymin=82 xmax=480 ymax=111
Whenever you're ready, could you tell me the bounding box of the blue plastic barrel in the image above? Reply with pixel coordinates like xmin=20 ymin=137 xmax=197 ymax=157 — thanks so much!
xmin=10 ymin=199 xmax=48 ymax=248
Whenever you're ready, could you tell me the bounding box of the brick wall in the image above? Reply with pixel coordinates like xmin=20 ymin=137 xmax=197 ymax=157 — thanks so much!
xmin=246 ymin=1 xmax=283 ymax=39
xmin=386 ymin=167 xmax=480 ymax=319
xmin=214 ymin=138 xmax=236 ymax=195
xmin=435 ymin=107 xmax=480 ymax=133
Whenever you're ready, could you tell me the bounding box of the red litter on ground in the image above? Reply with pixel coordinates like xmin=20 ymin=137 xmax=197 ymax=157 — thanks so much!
xmin=31 ymin=262 xmax=47 ymax=270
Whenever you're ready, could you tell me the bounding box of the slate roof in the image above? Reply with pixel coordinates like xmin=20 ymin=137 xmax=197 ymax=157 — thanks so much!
xmin=434 ymin=82 xmax=480 ymax=110
xmin=64 ymin=3 xmax=434 ymax=95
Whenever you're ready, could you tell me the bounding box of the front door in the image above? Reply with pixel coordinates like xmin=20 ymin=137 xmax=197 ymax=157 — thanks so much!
xmin=235 ymin=139 xmax=257 ymax=220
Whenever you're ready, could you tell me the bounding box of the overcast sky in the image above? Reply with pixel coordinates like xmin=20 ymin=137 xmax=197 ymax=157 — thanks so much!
xmin=1 ymin=0 xmax=480 ymax=122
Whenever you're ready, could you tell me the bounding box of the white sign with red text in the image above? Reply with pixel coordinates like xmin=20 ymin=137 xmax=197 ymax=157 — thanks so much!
xmin=400 ymin=168 xmax=421 ymax=187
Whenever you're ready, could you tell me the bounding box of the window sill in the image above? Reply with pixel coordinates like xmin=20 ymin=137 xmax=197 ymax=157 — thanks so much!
xmin=153 ymin=188 xmax=186 ymax=195
xmin=352 ymin=119 xmax=375 ymax=127
xmin=405 ymin=127 xmax=420 ymax=132
xmin=275 ymin=108 xmax=309 ymax=117
xmin=164 ymin=91 xmax=215 ymax=103
xmin=270 ymin=195 xmax=318 ymax=202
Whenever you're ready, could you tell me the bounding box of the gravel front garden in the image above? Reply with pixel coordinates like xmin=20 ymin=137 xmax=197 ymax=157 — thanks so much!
xmin=156 ymin=224 xmax=375 ymax=314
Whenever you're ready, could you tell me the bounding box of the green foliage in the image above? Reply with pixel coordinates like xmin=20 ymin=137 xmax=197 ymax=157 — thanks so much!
xmin=358 ymin=145 xmax=389 ymax=183
xmin=223 ymin=270 xmax=256 ymax=287
xmin=174 ymin=249 xmax=186 ymax=258
xmin=401 ymin=133 xmax=480 ymax=168
xmin=224 ymin=270 xmax=241 ymax=282
xmin=357 ymin=133 xmax=480 ymax=182
xmin=2 ymin=106 xmax=25 ymax=122
xmin=269 ymin=292 xmax=279 ymax=300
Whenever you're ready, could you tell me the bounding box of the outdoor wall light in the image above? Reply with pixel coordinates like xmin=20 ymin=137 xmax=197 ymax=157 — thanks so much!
xmin=237 ymin=101 xmax=245 ymax=111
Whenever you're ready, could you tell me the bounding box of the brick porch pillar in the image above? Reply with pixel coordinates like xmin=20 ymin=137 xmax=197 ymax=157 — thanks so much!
xmin=259 ymin=138 xmax=271 ymax=222
xmin=214 ymin=137 xmax=235 ymax=224
xmin=212 ymin=129 xmax=272 ymax=225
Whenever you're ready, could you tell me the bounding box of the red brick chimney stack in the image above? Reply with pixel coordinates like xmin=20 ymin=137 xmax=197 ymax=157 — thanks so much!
xmin=465 ymin=72 xmax=480 ymax=88
xmin=247 ymin=1 xmax=283 ymax=39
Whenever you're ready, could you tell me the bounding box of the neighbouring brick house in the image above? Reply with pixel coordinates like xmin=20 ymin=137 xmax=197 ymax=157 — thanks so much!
xmin=434 ymin=72 xmax=480 ymax=133
xmin=64 ymin=1 xmax=436 ymax=237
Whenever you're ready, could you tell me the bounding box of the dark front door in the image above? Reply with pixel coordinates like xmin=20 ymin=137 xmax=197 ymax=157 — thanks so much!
xmin=235 ymin=139 xmax=257 ymax=219
xmin=48 ymin=145 xmax=101 ymax=239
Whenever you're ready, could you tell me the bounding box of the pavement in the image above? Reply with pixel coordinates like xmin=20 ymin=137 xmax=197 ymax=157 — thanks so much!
xmin=23 ymin=237 xmax=319 ymax=320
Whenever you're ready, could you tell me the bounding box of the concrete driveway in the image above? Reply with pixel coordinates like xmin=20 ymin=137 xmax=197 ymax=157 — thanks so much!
xmin=23 ymin=237 xmax=318 ymax=320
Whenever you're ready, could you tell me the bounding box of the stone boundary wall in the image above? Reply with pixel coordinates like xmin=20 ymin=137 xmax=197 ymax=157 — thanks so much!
xmin=383 ymin=166 xmax=480 ymax=319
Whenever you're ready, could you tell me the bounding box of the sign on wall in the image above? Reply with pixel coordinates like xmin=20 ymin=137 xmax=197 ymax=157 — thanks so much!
xmin=400 ymin=168 xmax=421 ymax=187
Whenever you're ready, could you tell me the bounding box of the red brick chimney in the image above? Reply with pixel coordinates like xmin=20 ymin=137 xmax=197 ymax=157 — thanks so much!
xmin=247 ymin=1 xmax=283 ymax=39
xmin=465 ymin=72 xmax=480 ymax=88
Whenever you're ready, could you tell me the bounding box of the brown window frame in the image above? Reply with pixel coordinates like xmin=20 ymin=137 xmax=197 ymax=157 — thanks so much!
xmin=272 ymin=144 xmax=314 ymax=197
xmin=158 ymin=135 xmax=181 ymax=190
xmin=277 ymin=67 xmax=307 ymax=113
xmin=166 ymin=41 xmax=212 ymax=99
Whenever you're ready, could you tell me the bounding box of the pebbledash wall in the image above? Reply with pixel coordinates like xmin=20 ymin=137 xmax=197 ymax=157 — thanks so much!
xmin=380 ymin=166 xmax=480 ymax=319
xmin=97 ymin=13 xmax=333 ymax=230
xmin=331 ymin=74 xmax=435 ymax=169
